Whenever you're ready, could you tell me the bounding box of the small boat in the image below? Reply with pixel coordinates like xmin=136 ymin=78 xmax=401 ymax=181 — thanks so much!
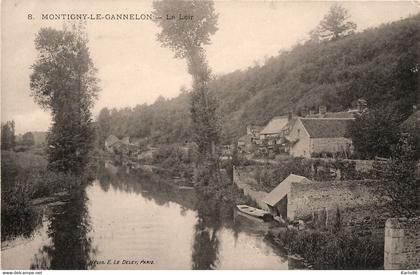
xmin=236 ymin=205 xmax=273 ymax=222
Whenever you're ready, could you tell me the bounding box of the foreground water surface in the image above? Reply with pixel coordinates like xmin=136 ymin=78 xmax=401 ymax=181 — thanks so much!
xmin=1 ymin=164 xmax=301 ymax=270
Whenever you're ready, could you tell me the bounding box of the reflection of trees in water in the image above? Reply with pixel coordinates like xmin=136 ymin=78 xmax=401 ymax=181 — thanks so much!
xmin=98 ymin=163 xmax=250 ymax=270
xmin=191 ymin=198 xmax=224 ymax=270
xmin=30 ymin=188 xmax=97 ymax=270
xmin=98 ymin=163 xmax=198 ymax=210
xmin=192 ymin=217 xmax=220 ymax=270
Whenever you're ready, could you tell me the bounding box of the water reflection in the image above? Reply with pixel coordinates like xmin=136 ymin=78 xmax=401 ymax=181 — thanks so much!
xmin=2 ymin=162 xmax=293 ymax=270
xmin=30 ymin=188 xmax=96 ymax=270
xmin=192 ymin=199 xmax=223 ymax=270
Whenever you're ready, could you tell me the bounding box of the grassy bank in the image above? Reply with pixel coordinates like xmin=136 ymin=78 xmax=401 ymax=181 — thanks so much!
xmin=1 ymin=150 xmax=82 ymax=240
xmin=268 ymin=227 xmax=383 ymax=269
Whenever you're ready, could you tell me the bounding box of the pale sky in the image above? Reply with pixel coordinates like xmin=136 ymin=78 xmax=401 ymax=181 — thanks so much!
xmin=2 ymin=0 xmax=419 ymax=134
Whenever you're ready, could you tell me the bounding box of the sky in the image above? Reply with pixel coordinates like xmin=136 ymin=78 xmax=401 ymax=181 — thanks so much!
xmin=2 ymin=0 xmax=419 ymax=134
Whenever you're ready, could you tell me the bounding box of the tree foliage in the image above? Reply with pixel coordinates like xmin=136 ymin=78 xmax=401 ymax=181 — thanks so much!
xmin=30 ymin=25 xmax=99 ymax=174
xmin=310 ymin=3 xmax=357 ymax=42
xmin=1 ymin=121 xmax=15 ymax=150
xmin=348 ymin=106 xmax=402 ymax=159
xmin=374 ymin=135 xmax=419 ymax=218
xmin=22 ymin=132 xmax=35 ymax=147
xmin=96 ymin=14 xmax=420 ymax=147
xmin=152 ymin=0 xmax=220 ymax=158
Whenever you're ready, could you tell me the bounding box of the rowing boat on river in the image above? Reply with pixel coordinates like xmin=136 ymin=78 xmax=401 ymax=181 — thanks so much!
xmin=236 ymin=204 xmax=273 ymax=222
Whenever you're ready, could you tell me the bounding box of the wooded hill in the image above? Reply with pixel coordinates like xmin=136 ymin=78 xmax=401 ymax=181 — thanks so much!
xmin=97 ymin=13 xmax=420 ymax=145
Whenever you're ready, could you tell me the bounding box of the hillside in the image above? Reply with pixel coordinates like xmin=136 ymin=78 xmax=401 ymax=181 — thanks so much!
xmin=98 ymin=13 xmax=420 ymax=144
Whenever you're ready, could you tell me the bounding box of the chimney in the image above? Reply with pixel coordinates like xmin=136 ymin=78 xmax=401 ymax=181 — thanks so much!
xmin=309 ymin=109 xmax=316 ymax=115
xmin=319 ymin=105 xmax=327 ymax=115
xmin=288 ymin=111 xmax=293 ymax=121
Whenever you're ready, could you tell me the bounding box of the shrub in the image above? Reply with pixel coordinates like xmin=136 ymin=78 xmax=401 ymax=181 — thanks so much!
xmin=1 ymin=150 xmax=82 ymax=240
xmin=1 ymin=182 xmax=41 ymax=241
xmin=276 ymin=227 xmax=383 ymax=269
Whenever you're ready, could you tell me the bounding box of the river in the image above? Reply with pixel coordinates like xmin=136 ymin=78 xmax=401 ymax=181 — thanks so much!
xmin=1 ymin=164 xmax=303 ymax=270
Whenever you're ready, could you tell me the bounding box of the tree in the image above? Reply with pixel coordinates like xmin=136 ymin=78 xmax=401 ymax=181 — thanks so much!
xmin=1 ymin=121 xmax=15 ymax=150
xmin=310 ymin=3 xmax=357 ymax=42
xmin=30 ymin=24 xmax=99 ymax=174
xmin=152 ymin=0 xmax=221 ymax=181
xmin=22 ymin=132 xmax=35 ymax=147
xmin=96 ymin=108 xmax=111 ymax=149
xmin=374 ymin=134 xmax=419 ymax=218
xmin=348 ymin=105 xmax=402 ymax=159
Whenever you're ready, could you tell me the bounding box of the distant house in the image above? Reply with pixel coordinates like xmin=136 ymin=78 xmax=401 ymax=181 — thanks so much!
xmin=259 ymin=116 xmax=289 ymax=141
xmin=258 ymin=115 xmax=296 ymax=154
xmin=32 ymin=131 xmax=47 ymax=146
xmin=121 ymin=136 xmax=131 ymax=145
xmin=263 ymin=174 xmax=311 ymax=219
xmin=287 ymin=117 xmax=354 ymax=158
xmin=247 ymin=125 xmax=263 ymax=141
xmin=401 ymin=109 xmax=420 ymax=131
xmin=105 ymin=135 xmax=120 ymax=153
xmin=237 ymin=125 xmax=263 ymax=154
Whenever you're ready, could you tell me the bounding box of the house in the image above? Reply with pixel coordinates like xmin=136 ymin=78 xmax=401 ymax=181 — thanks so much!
xmin=286 ymin=117 xmax=354 ymax=158
xmin=263 ymin=174 xmax=311 ymax=219
xmin=105 ymin=135 xmax=120 ymax=153
xmin=247 ymin=125 xmax=263 ymax=142
xmin=305 ymin=101 xmax=367 ymax=119
xmin=258 ymin=114 xmax=296 ymax=154
xmin=237 ymin=125 xmax=263 ymax=154
xmin=401 ymin=108 xmax=420 ymax=130
xmin=32 ymin=131 xmax=47 ymax=146
xmin=121 ymin=136 xmax=131 ymax=145
xmin=259 ymin=116 xmax=289 ymax=141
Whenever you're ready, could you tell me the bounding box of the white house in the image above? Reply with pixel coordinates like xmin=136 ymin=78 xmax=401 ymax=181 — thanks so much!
xmin=286 ymin=118 xmax=354 ymax=158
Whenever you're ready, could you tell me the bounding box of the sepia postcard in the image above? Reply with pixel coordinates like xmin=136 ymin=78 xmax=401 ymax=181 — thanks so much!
xmin=1 ymin=0 xmax=419 ymax=272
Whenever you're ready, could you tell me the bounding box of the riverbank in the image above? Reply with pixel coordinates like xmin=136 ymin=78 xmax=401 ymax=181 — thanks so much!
xmin=266 ymin=226 xmax=383 ymax=269
xmin=232 ymin=162 xmax=387 ymax=269
xmin=1 ymin=150 xmax=92 ymax=241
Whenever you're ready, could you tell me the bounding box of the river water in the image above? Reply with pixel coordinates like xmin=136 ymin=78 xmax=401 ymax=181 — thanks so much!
xmin=1 ymin=164 xmax=301 ymax=270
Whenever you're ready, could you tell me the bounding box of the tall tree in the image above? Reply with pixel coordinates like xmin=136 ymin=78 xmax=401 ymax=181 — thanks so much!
xmin=152 ymin=0 xmax=221 ymax=174
xmin=310 ymin=3 xmax=357 ymax=41
xmin=30 ymin=24 xmax=99 ymax=174
xmin=1 ymin=121 xmax=15 ymax=150
xmin=374 ymin=134 xmax=419 ymax=218
xmin=96 ymin=108 xmax=111 ymax=149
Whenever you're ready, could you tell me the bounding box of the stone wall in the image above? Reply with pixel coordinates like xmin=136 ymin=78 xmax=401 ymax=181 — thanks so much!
xmin=310 ymin=157 xmax=376 ymax=174
xmin=288 ymin=180 xmax=380 ymax=221
xmin=384 ymin=217 xmax=420 ymax=270
xmin=233 ymin=167 xmax=269 ymax=210
xmin=311 ymin=137 xmax=352 ymax=155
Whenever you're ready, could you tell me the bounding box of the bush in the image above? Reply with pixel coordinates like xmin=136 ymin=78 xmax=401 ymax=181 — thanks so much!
xmin=276 ymin=227 xmax=383 ymax=269
xmin=152 ymin=145 xmax=194 ymax=180
xmin=1 ymin=182 xmax=41 ymax=241
xmin=1 ymin=150 xmax=82 ymax=240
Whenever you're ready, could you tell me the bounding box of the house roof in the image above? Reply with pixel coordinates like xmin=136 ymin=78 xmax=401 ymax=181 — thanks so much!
xmin=401 ymin=110 xmax=420 ymax=130
xmin=238 ymin=134 xmax=251 ymax=142
xmin=263 ymin=174 xmax=311 ymax=207
xmin=260 ymin=116 xmax=289 ymax=135
xmin=306 ymin=111 xmax=355 ymax=119
xmin=121 ymin=136 xmax=131 ymax=145
xmin=105 ymin=135 xmax=120 ymax=146
xmin=300 ymin=118 xmax=354 ymax=138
